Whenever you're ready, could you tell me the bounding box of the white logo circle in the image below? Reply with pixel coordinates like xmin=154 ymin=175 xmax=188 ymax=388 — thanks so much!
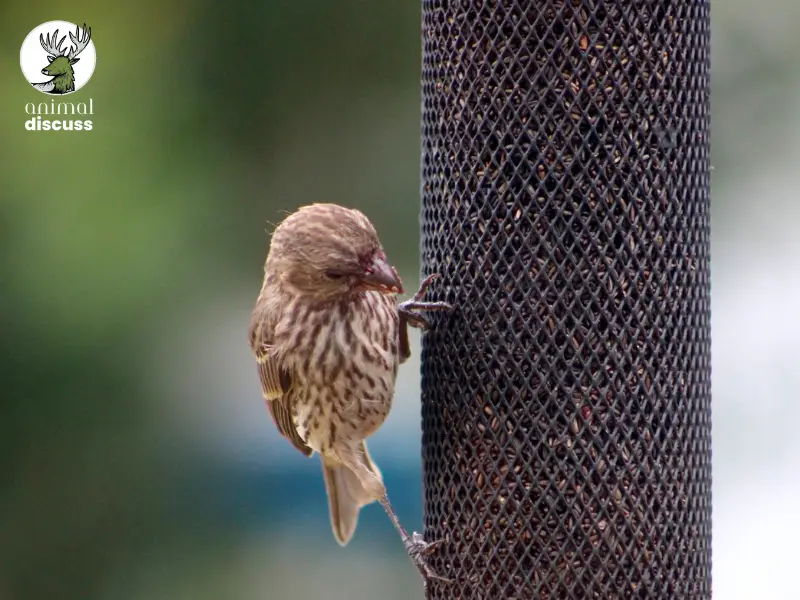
xmin=20 ymin=21 xmax=96 ymax=95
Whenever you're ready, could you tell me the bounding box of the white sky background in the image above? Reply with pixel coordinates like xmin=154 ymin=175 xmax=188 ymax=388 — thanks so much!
xmin=710 ymin=157 xmax=800 ymax=599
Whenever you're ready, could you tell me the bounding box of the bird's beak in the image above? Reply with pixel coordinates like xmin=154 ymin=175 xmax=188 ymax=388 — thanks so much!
xmin=361 ymin=254 xmax=404 ymax=294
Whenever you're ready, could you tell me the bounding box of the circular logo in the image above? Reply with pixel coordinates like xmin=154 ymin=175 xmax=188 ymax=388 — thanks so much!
xmin=20 ymin=21 xmax=96 ymax=95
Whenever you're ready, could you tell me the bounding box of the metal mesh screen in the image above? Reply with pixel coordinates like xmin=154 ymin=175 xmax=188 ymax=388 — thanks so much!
xmin=419 ymin=1 xmax=711 ymax=598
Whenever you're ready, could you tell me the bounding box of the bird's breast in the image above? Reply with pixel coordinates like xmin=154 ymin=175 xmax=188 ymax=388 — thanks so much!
xmin=278 ymin=292 xmax=400 ymax=452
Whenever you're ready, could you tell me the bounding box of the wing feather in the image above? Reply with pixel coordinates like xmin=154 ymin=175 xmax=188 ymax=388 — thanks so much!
xmin=251 ymin=298 xmax=313 ymax=457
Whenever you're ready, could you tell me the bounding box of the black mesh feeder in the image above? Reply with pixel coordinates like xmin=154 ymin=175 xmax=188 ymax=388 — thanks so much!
xmin=418 ymin=1 xmax=712 ymax=598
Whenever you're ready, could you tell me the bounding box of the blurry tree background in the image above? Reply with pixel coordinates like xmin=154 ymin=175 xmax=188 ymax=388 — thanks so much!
xmin=0 ymin=1 xmax=798 ymax=599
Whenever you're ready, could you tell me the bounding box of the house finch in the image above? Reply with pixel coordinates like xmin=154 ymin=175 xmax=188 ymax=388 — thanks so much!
xmin=248 ymin=203 xmax=452 ymax=584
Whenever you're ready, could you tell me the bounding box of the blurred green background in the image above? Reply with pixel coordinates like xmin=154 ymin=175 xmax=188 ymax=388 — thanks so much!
xmin=1 ymin=1 xmax=799 ymax=599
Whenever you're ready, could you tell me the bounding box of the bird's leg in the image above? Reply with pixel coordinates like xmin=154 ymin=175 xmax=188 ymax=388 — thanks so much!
xmin=336 ymin=446 xmax=451 ymax=585
xmin=377 ymin=494 xmax=452 ymax=585
xmin=398 ymin=273 xmax=453 ymax=333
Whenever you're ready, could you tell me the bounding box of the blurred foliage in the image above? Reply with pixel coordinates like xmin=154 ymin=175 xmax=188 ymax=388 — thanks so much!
xmin=0 ymin=1 xmax=424 ymax=598
xmin=0 ymin=0 xmax=798 ymax=598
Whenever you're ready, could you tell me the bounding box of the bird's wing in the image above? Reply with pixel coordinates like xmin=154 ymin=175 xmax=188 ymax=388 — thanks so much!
xmin=250 ymin=306 xmax=313 ymax=457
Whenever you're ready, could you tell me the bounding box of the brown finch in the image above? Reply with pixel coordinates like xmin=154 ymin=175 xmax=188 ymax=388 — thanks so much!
xmin=248 ymin=203 xmax=451 ymax=584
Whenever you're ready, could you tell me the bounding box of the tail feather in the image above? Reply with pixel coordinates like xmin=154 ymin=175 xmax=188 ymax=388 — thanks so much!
xmin=322 ymin=441 xmax=382 ymax=546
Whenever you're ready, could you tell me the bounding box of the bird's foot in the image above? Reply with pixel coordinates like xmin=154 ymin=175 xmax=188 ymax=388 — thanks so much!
xmin=404 ymin=531 xmax=452 ymax=584
xmin=398 ymin=274 xmax=452 ymax=331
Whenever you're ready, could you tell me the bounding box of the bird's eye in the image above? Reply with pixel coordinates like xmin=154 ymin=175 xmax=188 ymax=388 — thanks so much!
xmin=324 ymin=270 xmax=345 ymax=280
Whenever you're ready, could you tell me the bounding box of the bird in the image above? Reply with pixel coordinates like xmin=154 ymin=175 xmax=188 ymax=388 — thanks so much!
xmin=248 ymin=203 xmax=452 ymax=584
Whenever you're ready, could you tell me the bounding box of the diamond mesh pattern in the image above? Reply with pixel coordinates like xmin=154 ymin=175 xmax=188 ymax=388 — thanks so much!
xmin=419 ymin=1 xmax=711 ymax=598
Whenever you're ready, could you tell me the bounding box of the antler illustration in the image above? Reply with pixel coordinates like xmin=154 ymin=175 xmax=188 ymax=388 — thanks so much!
xmin=67 ymin=23 xmax=92 ymax=60
xmin=32 ymin=22 xmax=93 ymax=94
xmin=39 ymin=29 xmax=68 ymax=58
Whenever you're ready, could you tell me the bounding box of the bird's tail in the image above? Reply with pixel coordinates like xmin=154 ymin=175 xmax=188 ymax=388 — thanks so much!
xmin=322 ymin=441 xmax=382 ymax=546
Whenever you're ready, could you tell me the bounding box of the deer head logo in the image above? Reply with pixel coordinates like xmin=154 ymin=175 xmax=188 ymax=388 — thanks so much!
xmin=21 ymin=22 xmax=95 ymax=95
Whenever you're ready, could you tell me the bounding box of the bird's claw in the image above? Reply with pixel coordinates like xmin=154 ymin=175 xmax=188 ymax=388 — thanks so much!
xmin=405 ymin=531 xmax=452 ymax=584
xmin=411 ymin=273 xmax=440 ymax=302
xmin=398 ymin=273 xmax=453 ymax=331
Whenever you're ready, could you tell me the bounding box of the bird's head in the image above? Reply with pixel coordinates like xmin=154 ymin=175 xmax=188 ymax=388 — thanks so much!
xmin=266 ymin=203 xmax=404 ymax=299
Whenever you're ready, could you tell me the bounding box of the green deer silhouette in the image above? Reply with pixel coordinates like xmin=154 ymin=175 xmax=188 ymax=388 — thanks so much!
xmin=31 ymin=24 xmax=92 ymax=94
